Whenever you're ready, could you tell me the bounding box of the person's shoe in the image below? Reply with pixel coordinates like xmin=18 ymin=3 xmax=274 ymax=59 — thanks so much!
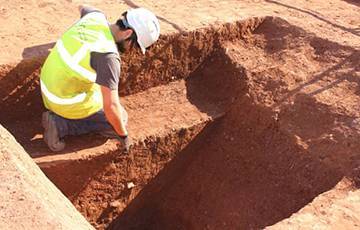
xmin=42 ymin=111 xmax=65 ymax=152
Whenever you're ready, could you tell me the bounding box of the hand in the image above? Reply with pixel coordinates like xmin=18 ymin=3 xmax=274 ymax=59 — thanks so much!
xmin=118 ymin=135 xmax=130 ymax=153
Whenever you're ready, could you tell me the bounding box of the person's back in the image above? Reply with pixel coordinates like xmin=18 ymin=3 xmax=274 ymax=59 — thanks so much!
xmin=41 ymin=11 xmax=118 ymax=119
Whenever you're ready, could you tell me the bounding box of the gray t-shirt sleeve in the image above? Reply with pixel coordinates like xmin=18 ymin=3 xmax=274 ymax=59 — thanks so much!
xmin=90 ymin=52 xmax=120 ymax=90
xmin=80 ymin=6 xmax=102 ymax=18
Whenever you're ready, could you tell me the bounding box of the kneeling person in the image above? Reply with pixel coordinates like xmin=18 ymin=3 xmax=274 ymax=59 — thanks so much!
xmin=40 ymin=5 xmax=160 ymax=152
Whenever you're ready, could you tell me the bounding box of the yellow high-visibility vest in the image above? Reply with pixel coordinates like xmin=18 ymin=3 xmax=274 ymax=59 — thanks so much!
xmin=40 ymin=12 xmax=119 ymax=119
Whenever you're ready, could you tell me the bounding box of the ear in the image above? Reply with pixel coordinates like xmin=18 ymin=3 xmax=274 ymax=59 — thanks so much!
xmin=124 ymin=29 xmax=133 ymax=39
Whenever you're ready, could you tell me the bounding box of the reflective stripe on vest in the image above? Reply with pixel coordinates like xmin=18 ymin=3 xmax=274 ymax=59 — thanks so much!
xmin=40 ymin=12 xmax=117 ymax=118
xmin=56 ymin=40 xmax=96 ymax=82
xmin=40 ymin=79 xmax=87 ymax=105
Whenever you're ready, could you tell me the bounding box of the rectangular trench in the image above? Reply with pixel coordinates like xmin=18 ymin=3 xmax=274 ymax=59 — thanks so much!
xmin=1 ymin=15 xmax=359 ymax=229
xmin=0 ymin=17 xmax=261 ymax=229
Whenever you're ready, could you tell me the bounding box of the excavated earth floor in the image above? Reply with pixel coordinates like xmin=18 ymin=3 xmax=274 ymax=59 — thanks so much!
xmin=0 ymin=1 xmax=360 ymax=230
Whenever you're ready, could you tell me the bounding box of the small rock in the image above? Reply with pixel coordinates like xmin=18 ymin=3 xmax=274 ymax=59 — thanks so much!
xmin=127 ymin=182 xmax=135 ymax=189
xmin=109 ymin=200 xmax=122 ymax=208
xmin=351 ymin=118 xmax=360 ymax=131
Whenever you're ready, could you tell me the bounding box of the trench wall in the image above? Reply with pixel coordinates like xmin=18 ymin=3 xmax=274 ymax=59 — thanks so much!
xmin=0 ymin=17 xmax=264 ymax=123
xmin=0 ymin=124 xmax=94 ymax=230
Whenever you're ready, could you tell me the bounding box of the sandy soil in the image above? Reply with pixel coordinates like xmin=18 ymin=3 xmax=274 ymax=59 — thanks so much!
xmin=0 ymin=0 xmax=359 ymax=64
xmin=110 ymin=17 xmax=360 ymax=229
xmin=268 ymin=177 xmax=360 ymax=229
xmin=0 ymin=125 xmax=94 ymax=230
xmin=0 ymin=0 xmax=359 ymax=229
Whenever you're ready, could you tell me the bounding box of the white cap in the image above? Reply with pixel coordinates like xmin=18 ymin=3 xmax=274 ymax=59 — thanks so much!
xmin=126 ymin=8 xmax=160 ymax=54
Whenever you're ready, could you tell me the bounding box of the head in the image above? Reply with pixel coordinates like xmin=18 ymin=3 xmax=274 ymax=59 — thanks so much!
xmin=113 ymin=12 xmax=138 ymax=53
xmin=113 ymin=8 xmax=160 ymax=54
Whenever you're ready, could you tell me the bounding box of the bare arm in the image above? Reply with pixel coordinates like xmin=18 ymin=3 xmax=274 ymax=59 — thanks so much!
xmin=101 ymin=86 xmax=128 ymax=137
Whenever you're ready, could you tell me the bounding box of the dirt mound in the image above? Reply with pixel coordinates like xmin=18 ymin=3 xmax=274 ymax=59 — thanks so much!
xmin=0 ymin=124 xmax=93 ymax=230
xmin=109 ymin=17 xmax=360 ymax=229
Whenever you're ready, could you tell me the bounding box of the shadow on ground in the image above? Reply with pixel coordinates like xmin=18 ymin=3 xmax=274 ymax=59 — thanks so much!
xmin=109 ymin=91 xmax=360 ymax=229
xmin=108 ymin=17 xmax=360 ymax=230
xmin=265 ymin=0 xmax=359 ymax=37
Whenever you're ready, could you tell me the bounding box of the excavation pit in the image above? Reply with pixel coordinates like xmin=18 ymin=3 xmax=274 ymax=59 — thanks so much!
xmin=1 ymin=17 xmax=359 ymax=229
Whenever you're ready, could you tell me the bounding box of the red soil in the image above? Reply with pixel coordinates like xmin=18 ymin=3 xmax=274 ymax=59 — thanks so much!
xmin=109 ymin=17 xmax=360 ymax=229
xmin=0 ymin=1 xmax=359 ymax=229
